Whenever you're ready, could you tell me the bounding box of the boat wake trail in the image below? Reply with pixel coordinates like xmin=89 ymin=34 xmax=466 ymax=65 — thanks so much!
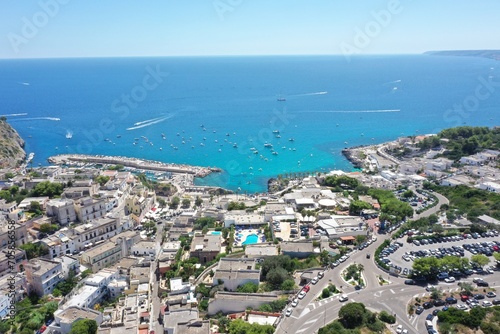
xmin=133 ymin=116 xmax=169 ymax=126
xmin=10 ymin=117 xmax=60 ymax=121
xmin=300 ymin=109 xmax=400 ymax=113
xmin=291 ymin=91 xmax=328 ymax=97
xmin=127 ymin=114 xmax=173 ymax=130
xmin=383 ymin=79 xmax=401 ymax=85
xmin=0 ymin=113 xmax=28 ymax=117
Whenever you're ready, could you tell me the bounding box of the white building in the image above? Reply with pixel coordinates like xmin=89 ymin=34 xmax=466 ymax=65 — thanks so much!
xmin=131 ymin=240 xmax=159 ymax=259
xmin=46 ymin=199 xmax=77 ymax=225
xmin=51 ymin=307 xmax=103 ymax=334
xmin=74 ymin=196 xmax=107 ymax=222
xmin=25 ymin=258 xmax=63 ymax=297
xmin=54 ymin=254 xmax=80 ymax=279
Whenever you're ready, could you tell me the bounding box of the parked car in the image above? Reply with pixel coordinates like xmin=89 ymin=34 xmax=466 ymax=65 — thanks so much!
xmin=423 ymin=302 xmax=434 ymax=309
xmin=291 ymin=299 xmax=299 ymax=307
xmin=445 ymin=297 xmax=457 ymax=304
xmin=404 ymin=279 xmax=416 ymax=285
xmin=285 ymin=308 xmax=293 ymax=317
xmin=298 ymin=291 xmax=306 ymax=299
xmin=433 ymin=299 xmax=446 ymax=307
xmin=477 ymin=281 xmax=489 ymax=287
xmin=311 ymin=277 xmax=318 ymax=285
xmin=339 ymin=294 xmax=349 ymax=302
xmin=487 ymin=292 xmax=496 ymax=298
xmin=444 ymin=276 xmax=456 ymax=283
xmin=416 ymin=306 xmax=424 ymax=314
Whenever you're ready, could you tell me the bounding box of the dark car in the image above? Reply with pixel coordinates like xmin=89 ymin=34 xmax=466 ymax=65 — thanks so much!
xmin=433 ymin=299 xmax=446 ymax=307
xmin=432 ymin=309 xmax=440 ymax=316
xmin=492 ymin=299 xmax=500 ymax=305
xmin=404 ymin=279 xmax=416 ymax=285
xmin=445 ymin=297 xmax=457 ymax=304
xmin=426 ymin=314 xmax=434 ymax=321
xmin=477 ymin=281 xmax=489 ymax=287
xmin=474 ymin=294 xmax=485 ymax=300
xmin=416 ymin=306 xmax=424 ymax=314
xmin=423 ymin=302 xmax=434 ymax=309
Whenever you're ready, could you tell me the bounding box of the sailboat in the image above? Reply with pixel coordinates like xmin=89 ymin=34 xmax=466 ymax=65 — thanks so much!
xmin=65 ymin=130 xmax=73 ymax=139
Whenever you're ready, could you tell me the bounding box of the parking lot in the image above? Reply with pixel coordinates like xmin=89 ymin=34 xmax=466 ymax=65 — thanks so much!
xmin=382 ymin=231 xmax=500 ymax=278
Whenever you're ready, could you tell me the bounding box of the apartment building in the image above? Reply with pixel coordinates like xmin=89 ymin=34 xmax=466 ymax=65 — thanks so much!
xmin=25 ymin=258 xmax=63 ymax=296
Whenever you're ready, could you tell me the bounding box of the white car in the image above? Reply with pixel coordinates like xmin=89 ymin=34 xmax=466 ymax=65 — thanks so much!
xmin=444 ymin=276 xmax=456 ymax=283
xmin=483 ymin=301 xmax=493 ymax=307
xmin=298 ymin=291 xmax=306 ymax=299
xmin=426 ymin=284 xmax=435 ymax=291
xmin=456 ymin=304 xmax=468 ymax=310
xmin=311 ymin=277 xmax=319 ymax=285
xmin=285 ymin=308 xmax=293 ymax=317
xmin=291 ymin=298 xmax=299 ymax=307
xmin=396 ymin=325 xmax=403 ymax=333
xmin=339 ymin=294 xmax=348 ymax=302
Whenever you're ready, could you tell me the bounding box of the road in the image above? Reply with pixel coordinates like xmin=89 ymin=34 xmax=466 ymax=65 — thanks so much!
xmin=275 ymin=234 xmax=425 ymax=334
xmin=150 ymin=221 xmax=165 ymax=334
xmin=412 ymin=188 xmax=449 ymax=220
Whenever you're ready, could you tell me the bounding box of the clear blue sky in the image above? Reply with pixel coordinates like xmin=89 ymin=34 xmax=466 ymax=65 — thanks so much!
xmin=1 ymin=0 xmax=499 ymax=58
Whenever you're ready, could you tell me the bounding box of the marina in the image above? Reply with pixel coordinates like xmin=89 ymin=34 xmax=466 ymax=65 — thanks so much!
xmin=47 ymin=154 xmax=221 ymax=177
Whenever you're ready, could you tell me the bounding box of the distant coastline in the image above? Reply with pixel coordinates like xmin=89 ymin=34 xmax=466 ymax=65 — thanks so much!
xmin=424 ymin=50 xmax=500 ymax=61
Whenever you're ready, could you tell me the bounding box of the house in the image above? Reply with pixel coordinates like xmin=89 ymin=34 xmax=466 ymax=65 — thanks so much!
xmin=0 ymin=248 xmax=26 ymax=279
xmin=177 ymin=320 xmax=210 ymax=334
xmin=212 ymin=258 xmax=260 ymax=291
xmin=189 ymin=233 xmax=222 ymax=264
xmin=40 ymin=231 xmax=76 ymax=259
xmin=476 ymin=181 xmax=500 ymax=193
xmin=72 ymin=217 xmax=120 ymax=251
xmin=477 ymin=215 xmax=500 ymax=227
xmin=0 ymin=220 xmax=27 ymax=249
xmin=17 ymin=196 xmax=50 ymax=211
xmin=74 ymin=196 xmax=107 ymax=222
xmin=244 ymin=243 xmax=279 ymax=258
xmin=224 ymin=212 xmax=267 ymax=228
xmin=163 ymin=305 xmax=200 ymax=334
xmin=46 ymin=199 xmax=77 ymax=225
xmin=53 ymin=254 xmax=79 ymax=279
xmin=207 ymin=292 xmax=278 ymax=315
xmin=50 ymin=307 xmax=103 ymax=334
xmin=25 ymin=258 xmax=63 ymax=297
xmin=131 ymin=240 xmax=159 ymax=259
xmin=80 ymin=241 xmax=122 ymax=273
xmin=63 ymin=268 xmax=118 ymax=309
xmin=281 ymin=241 xmax=318 ymax=259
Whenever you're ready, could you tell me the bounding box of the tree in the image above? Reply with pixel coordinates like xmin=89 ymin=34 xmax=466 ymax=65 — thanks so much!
xmin=493 ymin=252 xmax=500 ymax=263
xmin=94 ymin=175 xmax=110 ymax=186
xmin=169 ymin=196 xmax=180 ymax=209
xmin=338 ymin=302 xmax=366 ymax=329
xmin=157 ymin=198 xmax=166 ymax=209
xmin=69 ymin=319 xmax=97 ymax=334
xmin=322 ymin=288 xmax=331 ymax=299
xmin=228 ymin=319 xmax=274 ymax=334
xmin=349 ymin=200 xmax=372 ymax=215
xmin=378 ymin=310 xmax=396 ymax=324
xmin=266 ymin=267 xmax=290 ymax=290
xmin=471 ymin=254 xmax=490 ymax=268
xmin=402 ymin=190 xmax=414 ymax=198
xmin=195 ymin=196 xmax=203 ymax=207
xmin=281 ymin=279 xmax=295 ymax=291
xmin=236 ymin=282 xmax=259 ymax=293
xmin=182 ymin=198 xmax=191 ymax=208
xmin=428 ymin=214 xmax=439 ymax=224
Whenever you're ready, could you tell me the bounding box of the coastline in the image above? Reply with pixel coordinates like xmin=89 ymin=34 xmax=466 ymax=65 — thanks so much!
xmin=47 ymin=154 xmax=222 ymax=178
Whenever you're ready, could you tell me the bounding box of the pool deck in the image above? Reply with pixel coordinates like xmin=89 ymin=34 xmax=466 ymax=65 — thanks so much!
xmin=234 ymin=228 xmax=266 ymax=246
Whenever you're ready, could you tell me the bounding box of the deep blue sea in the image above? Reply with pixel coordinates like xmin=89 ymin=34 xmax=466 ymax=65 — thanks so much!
xmin=1 ymin=55 xmax=499 ymax=192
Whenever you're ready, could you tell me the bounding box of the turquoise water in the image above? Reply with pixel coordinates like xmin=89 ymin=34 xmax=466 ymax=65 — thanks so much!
xmin=211 ymin=231 xmax=221 ymax=235
xmin=2 ymin=55 xmax=499 ymax=192
xmin=242 ymin=234 xmax=259 ymax=245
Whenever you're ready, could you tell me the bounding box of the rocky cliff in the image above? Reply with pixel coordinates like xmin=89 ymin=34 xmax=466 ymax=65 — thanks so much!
xmin=0 ymin=118 xmax=26 ymax=168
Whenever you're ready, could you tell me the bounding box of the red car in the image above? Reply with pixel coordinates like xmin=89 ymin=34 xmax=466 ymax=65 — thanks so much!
xmin=302 ymin=285 xmax=310 ymax=293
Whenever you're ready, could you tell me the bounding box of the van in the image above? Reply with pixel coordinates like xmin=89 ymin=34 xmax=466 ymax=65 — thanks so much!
xmin=425 ymin=320 xmax=433 ymax=329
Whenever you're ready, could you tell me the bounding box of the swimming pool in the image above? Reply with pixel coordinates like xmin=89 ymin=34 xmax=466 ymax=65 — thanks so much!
xmin=210 ymin=231 xmax=222 ymax=235
xmin=242 ymin=234 xmax=259 ymax=245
